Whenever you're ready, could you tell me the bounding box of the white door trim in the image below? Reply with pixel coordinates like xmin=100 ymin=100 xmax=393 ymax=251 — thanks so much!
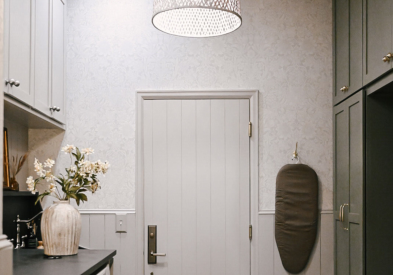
xmin=136 ymin=90 xmax=259 ymax=275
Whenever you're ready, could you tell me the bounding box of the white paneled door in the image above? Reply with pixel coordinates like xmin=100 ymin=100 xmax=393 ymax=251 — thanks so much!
xmin=143 ymin=99 xmax=250 ymax=275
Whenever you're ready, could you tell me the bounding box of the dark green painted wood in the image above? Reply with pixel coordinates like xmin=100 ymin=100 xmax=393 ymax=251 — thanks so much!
xmin=365 ymin=87 xmax=393 ymax=274
xmin=334 ymin=0 xmax=363 ymax=105
xmin=363 ymin=0 xmax=392 ymax=85
xmin=333 ymin=91 xmax=364 ymax=275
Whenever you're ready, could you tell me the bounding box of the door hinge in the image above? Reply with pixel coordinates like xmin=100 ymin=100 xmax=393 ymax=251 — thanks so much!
xmin=249 ymin=225 xmax=252 ymax=240
xmin=248 ymin=122 xmax=252 ymax=137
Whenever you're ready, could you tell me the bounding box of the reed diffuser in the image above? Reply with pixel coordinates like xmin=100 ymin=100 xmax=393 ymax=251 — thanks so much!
xmin=10 ymin=153 xmax=28 ymax=191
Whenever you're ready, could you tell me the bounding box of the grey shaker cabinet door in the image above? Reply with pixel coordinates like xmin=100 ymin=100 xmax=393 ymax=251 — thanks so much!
xmin=334 ymin=0 xmax=363 ymax=105
xmin=4 ymin=0 xmax=34 ymax=105
xmin=363 ymin=0 xmax=392 ymax=85
xmin=34 ymin=0 xmax=52 ymax=117
xmin=51 ymin=0 xmax=66 ymax=124
xmin=334 ymin=91 xmax=364 ymax=275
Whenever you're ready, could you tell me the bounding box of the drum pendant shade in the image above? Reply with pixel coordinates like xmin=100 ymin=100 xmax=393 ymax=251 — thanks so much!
xmin=152 ymin=0 xmax=242 ymax=38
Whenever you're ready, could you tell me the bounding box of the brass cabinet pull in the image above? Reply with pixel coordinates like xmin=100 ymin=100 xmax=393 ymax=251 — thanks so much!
xmin=340 ymin=86 xmax=349 ymax=92
xmin=342 ymin=204 xmax=349 ymax=230
xmin=383 ymin=53 xmax=393 ymax=62
xmin=339 ymin=205 xmax=343 ymax=222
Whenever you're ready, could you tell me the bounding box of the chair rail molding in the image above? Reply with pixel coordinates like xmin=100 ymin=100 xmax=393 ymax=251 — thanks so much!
xmin=79 ymin=209 xmax=136 ymax=214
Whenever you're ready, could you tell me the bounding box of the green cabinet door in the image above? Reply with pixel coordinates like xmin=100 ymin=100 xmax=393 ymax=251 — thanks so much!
xmin=334 ymin=91 xmax=364 ymax=275
xmin=334 ymin=0 xmax=363 ymax=105
xmin=363 ymin=0 xmax=392 ymax=85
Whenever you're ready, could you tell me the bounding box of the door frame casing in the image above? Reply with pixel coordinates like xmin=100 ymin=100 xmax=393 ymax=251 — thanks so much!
xmin=136 ymin=90 xmax=259 ymax=274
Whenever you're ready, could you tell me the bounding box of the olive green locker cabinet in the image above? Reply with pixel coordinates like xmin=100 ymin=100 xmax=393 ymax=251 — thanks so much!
xmin=363 ymin=0 xmax=393 ymax=85
xmin=334 ymin=0 xmax=363 ymax=105
xmin=334 ymin=91 xmax=364 ymax=275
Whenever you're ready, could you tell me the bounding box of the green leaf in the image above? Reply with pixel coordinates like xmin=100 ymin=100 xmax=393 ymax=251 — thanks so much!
xmin=69 ymin=186 xmax=80 ymax=192
xmin=78 ymin=193 xmax=88 ymax=202
xmin=35 ymin=192 xmax=50 ymax=205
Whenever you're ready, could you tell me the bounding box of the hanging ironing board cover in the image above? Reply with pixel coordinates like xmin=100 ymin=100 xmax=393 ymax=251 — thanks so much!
xmin=275 ymin=164 xmax=319 ymax=274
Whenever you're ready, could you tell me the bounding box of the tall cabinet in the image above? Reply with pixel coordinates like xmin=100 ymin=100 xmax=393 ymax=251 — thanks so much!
xmin=334 ymin=0 xmax=393 ymax=274
xmin=333 ymin=91 xmax=364 ymax=275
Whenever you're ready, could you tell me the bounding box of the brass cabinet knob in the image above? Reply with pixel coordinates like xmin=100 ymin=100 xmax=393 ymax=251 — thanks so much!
xmin=383 ymin=53 xmax=393 ymax=62
xmin=340 ymin=86 xmax=349 ymax=92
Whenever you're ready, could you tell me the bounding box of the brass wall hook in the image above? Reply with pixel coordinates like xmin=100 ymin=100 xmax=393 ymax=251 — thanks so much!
xmin=292 ymin=142 xmax=300 ymax=164
xmin=293 ymin=142 xmax=298 ymax=159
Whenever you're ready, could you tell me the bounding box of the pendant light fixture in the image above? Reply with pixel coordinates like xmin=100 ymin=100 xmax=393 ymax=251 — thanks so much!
xmin=152 ymin=0 xmax=242 ymax=38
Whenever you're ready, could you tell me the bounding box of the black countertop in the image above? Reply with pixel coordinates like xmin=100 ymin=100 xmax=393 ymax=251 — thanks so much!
xmin=13 ymin=249 xmax=116 ymax=275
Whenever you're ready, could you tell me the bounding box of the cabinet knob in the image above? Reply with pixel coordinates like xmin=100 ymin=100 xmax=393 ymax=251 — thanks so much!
xmin=50 ymin=106 xmax=61 ymax=112
xmin=383 ymin=53 xmax=393 ymax=62
xmin=5 ymin=79 xmax=20 ymax=87
xmin=340 ymin=86 xmax=349 ymax=92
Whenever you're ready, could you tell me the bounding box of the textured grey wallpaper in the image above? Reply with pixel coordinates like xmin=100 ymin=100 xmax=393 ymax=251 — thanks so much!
xmin=63 ymin=0 xmax=332 ymax=210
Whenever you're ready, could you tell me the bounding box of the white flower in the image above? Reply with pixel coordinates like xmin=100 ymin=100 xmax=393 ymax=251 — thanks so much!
xmin=101 ymin=161 xmax=110 ymax=174
xmin=91 ymin=181 xmax=101 ymax=193
xmin=34 ymin=159 xmax=46 ymax=177
xmin=48 ymin=183 xmax=56 ymax=193
xmin=79 ymin=160 xmax=95 ymax=175
xmin=26 ymin=176 xmax=36 ymax=194
xmin=26 ymin=176 xmax=34 ymax=185
xmin=94 ymin=160 xmax=110 ymax=174
xmin=45 ymin=171 xmax=56 ymax=183
xmin=70 ymin=165 xmax=77 ymax=172
xmin=61 ymin=144 xmax=75 ymax=154
xmin=44 ymin=158 xmax=55 ymax=168
xmin=81 ymin=148 xmax=94 ymax=155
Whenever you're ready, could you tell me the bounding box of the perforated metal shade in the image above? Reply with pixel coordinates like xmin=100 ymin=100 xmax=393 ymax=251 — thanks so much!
xmin=152 ymin=0 xmax=242 ymax=38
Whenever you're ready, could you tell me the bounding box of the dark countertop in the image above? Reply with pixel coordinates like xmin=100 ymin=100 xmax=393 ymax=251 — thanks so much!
xmin=13 ymin=249 xmax=116 ymax=275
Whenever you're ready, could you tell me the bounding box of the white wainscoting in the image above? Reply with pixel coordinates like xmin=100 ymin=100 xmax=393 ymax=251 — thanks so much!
xmin=80 ymin=213 xmax=136 ymax=275
xmin=258 ymin=212 xmax=334 ymax=275
xmin=81 ymin=212 xmax=333 ymax=275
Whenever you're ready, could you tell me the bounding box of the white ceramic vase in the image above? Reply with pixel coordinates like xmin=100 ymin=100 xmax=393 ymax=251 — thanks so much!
xmin=41 ymin=200 xmax=81 ymax=256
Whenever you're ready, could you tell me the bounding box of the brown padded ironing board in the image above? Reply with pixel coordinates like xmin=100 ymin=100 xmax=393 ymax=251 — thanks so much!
xmin=275 ymin=164 xmax=319 ymax=274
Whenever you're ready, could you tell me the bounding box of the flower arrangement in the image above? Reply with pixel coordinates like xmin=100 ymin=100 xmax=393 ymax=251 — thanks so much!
xmin=27 ymin=145 xmax=110 ymax=205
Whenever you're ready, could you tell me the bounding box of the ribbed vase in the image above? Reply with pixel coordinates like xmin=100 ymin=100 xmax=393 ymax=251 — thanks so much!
xmin=41 ymin=200 xmax=81 ymax=256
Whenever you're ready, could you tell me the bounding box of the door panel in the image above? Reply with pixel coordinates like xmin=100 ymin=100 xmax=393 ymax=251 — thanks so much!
xmin=334 ymin=91 xmax=364 ymax=275
xmin=334 ymin=0 xmax=363 ymax=105
xmin=363 ymin=0 xmax=392 ymax=85
xmin=334 ymin=106 xmax=349 ymax=275
xmin=143 ymin=99 xmax=250 ymax=275
xmin=34 ymin=0 xmax=51 ymax=116
xmin=7 ymin=0 xmax=33 ymax=104
xmin=195 ymin=100 xmax=211 ymax=275
xmin=51 ymin=0 xmax=66 ymax=123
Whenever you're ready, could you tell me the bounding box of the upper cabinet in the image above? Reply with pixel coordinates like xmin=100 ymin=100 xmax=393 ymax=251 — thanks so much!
xmin=4 ymin=0 xmax=66 ymax=124
xmin=363 ymin=0 xmax=392 ymax=85
xmin=334 ymin=0 xmax=393 ymax=105
xmin=334 ymin=0 xmax=363 ymax=105
xmin=51 ymin=0 xmax=66 ymax=123
xmin=4 ymin=0 xmax=34 ymax=105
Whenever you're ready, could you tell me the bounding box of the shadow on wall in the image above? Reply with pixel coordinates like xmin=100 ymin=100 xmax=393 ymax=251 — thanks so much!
xmin=27 ymin=129 xmax=65 ymax=209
